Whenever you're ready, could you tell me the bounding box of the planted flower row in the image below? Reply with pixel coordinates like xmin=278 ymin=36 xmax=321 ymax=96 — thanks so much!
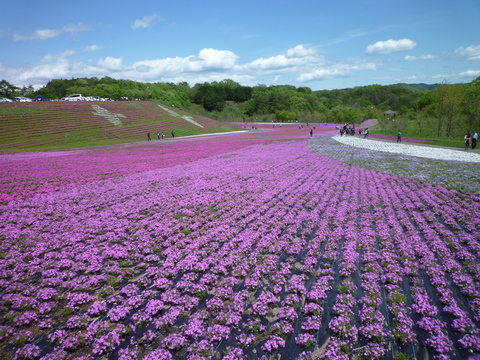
xmin=0 ymin=134 xmax=479 ymax=359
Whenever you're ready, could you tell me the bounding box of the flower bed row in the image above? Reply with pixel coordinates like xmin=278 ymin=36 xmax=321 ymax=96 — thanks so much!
xmin=0 ymin=135 xmax=479 ymax=359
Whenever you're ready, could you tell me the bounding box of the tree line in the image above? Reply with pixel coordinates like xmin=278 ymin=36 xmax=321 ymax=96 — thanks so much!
xmin=1 ymin=76 xmax=479 ymax=138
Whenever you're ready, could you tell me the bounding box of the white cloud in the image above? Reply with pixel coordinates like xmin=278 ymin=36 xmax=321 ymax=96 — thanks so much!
xmin=246 ymin=45 xmax=321 ymax=71
xmin=404 ymin=54 xmax=437 ymax=61
xmin=366 ymin=38 xmax=417 ymax=55
xmin=128 ymin=49 xmax=238 ymax=79
xmin=285 ymin=45 xmax=317 ymax=58
xmin=297 ymin=60 xmax=378 ymax=82
xmin=455 ymin=45 xmax=480 ymax=61
xmin=3 ymin=58 xmax=74 ymax=87
xmin=459 ymin=70 xmax=480 ymax=77
xmin=197 ymin=48 xmax=238 ymax=69
xmin=12 ymin=23 xmax=91 ymax=42
xmin=246 ymin=55 xmax=294 ymax=70
xmin=97 ymin=57 xmax=124 ymax=71
xmin=131 ymin=15 xmax=162 ymax=30
xmin=297 ymin=68 xmax=349 ymax=82
xmin=130 ymin=56 xmax=195 ymax=78
xmin=32 ymin=29 xmax=62 ymax=40
xmin=84 ymin=45 xmax=102 ymax=52
xmin=135 ymin=64 xmax=151 ymax=73
xmin=40 ymin=50 xmax=75 ymax=63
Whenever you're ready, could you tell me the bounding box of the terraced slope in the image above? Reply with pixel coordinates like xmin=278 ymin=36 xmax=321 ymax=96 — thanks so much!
xmin=0 ymin=101 xmax=240 ymax=152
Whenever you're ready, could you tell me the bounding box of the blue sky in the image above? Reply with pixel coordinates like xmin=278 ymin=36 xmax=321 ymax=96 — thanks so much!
xmin=1 ymin=0 xmax=479 ymax=91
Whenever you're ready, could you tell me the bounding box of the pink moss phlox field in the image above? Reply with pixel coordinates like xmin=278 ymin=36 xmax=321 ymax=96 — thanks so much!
xmin=0 ymin=140 xmax=256 ymax=203
xmin=0 ymin=123 xmax=334 ymax=203
xmin=0 ymin=127 xmax=479 ymax=359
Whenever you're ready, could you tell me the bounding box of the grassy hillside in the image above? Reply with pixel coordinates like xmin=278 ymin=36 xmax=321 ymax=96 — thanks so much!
xmin=0 ymin=101 xmax=241 ymax=152
xmin=367 ymin=116 xmax=470 ymax=148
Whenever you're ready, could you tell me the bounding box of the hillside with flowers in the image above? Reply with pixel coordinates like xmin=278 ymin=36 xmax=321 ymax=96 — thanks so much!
xmin=0 ymin=101 xmax=241 ymax=152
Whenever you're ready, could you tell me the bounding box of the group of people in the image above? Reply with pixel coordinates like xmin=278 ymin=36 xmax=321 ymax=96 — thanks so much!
xmin=147 ymin=130 xmax=175 ymax=141
xmin=338 ymin=124 xmax=372 ymax=138
xmin=339 ymin=124 xmax=356 ymax=136
xmin=464 ymin=131 xmax=478 ymax=150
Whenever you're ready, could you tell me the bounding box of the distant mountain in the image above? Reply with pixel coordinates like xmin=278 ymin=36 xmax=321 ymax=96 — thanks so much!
xmin=392 ymin=83 xmax=441 ymax=91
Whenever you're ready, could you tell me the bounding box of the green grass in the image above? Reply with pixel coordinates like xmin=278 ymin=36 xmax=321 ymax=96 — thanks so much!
xmin=373 ymin=128 xmax=466 ymax=147
xmin=0 ymin=101 xmax=242 ymax=153
xmin=368 ymin=114 xmax=475 ymax=149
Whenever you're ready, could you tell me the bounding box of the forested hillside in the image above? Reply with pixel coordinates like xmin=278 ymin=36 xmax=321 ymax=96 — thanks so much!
xmin=2 ymin=76 xmax=479 ymax=138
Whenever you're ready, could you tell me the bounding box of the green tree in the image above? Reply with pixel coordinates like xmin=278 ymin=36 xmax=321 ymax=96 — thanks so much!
xmin=435 ymin=81 xmax=463 ymax=137
xmin=275 ymin=110 xmax=296 ymax=122
xmin=203 ymin=91 xmax=225 ymax=112
xmin=191 ymin=83 xmax=225 ymax=111
xmin=461 ymin=76 xmax=480 ymax=133
xmin=327 ymin=105 xmax=360 ymax=124
xmin=0 ymin=79 xmax=19 ymax=97
xmin=297 ymin=86 xmax=312 ymax=94
xmin=20 ymin=84 xmax=34 ymax=97
xmin=40 ymin=79 xmax=69 ymax=99
xmin=244 ymin=85 xmax=270 ymax=115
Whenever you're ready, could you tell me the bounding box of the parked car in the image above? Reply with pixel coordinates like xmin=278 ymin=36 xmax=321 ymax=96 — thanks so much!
xmin=0 ymin=97 xmax=14 ymax=102
xmin=65 ymin=94 xmax=86 ymax=101
xmin=33 ymin=95 xmax=49 ymax=102
xmin=15 ymin=97 xmax=32 ymax=102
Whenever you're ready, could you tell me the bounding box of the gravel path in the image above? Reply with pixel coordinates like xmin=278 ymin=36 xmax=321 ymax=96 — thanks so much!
xmin=333 ymin=135 xmax=480 ymax=163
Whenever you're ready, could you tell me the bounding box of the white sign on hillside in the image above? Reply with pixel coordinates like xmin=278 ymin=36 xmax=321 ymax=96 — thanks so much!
xmin=92 ymin=105 xmax=126 ymax=127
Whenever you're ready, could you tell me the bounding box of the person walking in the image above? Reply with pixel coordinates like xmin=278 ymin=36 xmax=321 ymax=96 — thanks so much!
xmin=157 ymin=132 xmax=160 ymax=140
xmin=464 ymin=134 xmax=471 ymax=150
xmin=397 ymin=130 xmax=402 ymax=142
xmin=310 ymin=128 xmax=313 ymax=137
xmin=147 ymin=132 xmax=151 ymax=141
xmin=363 ymin=128 xmax=369 ymax=138
xmin=171 ymin=130 xmax=175 ymax=138
xmin=472 ymin=131 xmax=478 ymax=150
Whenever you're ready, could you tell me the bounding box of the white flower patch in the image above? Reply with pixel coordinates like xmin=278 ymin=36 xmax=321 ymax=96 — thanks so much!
xmin=158 ymin=104 xmax=204 ymax=128
xmin=158 ymin=104 xmax=178 ymax=117
xmin=92 ymin=105 xmax=125 ymax=127
xmin=333 ymin=135 xmax=480 ymax=163
xmin=181 ymin=115 xmax=204 ymax=128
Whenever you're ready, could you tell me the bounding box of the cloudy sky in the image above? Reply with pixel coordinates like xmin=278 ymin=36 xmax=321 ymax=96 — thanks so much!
xmin=1 ymin=0 xmax=479 ymax=91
